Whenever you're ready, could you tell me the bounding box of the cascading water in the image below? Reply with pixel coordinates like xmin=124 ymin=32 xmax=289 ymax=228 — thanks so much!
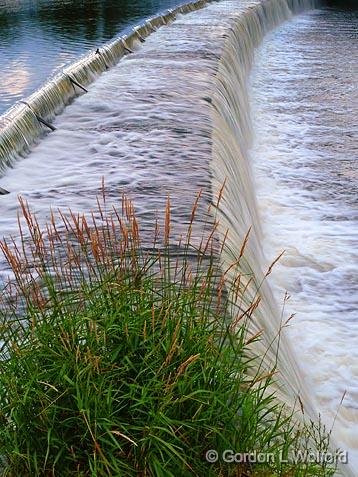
xmin=0 ymin=1 xmax=207 ymax=173
xmin=0 ymin=0 xmax=355 ymax=475
xmin=249 ymin=6 xmax=358 ymax=468
xmin=207 ymin=2 xmax=355 ymax=473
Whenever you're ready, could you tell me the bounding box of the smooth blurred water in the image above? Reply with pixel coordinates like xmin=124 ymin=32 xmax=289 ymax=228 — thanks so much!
xmin=0 ymin=0 xmax=181 ymax=115
xmin=250 ymin=5 xmax=358 ymax=465
xmin=0 ymin=0 xmax=356 ymax=470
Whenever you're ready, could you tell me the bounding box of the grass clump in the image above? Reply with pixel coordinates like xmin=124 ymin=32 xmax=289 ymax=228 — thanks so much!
xmin=0 ymin=194 xmax=336 ymax=476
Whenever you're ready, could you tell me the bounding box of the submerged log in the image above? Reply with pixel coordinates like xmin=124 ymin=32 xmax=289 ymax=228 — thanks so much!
xmin=66 ymin=74 xmax=88 ymax=93
xmin=20 ymin=101 xmax=56 ymax=131
xmin=34 ymin=113 xmax=56 ymax=132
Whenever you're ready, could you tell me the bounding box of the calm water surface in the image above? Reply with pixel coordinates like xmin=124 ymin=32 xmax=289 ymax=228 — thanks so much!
xmin=0 ymin=0 xmax=181 ymax=114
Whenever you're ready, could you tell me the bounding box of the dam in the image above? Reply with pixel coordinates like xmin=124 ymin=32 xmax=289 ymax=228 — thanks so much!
xmin=0 ymin=0 xmax=356 ymax=474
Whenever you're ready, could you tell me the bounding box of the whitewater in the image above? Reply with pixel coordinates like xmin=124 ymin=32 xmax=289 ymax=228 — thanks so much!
xmin=0 ymin=0 xmax=356 ymax=474
xmin=250 ymin=6 xmax=358 ymax=468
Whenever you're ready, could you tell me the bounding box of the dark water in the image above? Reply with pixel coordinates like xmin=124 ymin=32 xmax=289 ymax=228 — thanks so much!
xmin=0 ymin=0 xmax=180 ymax=115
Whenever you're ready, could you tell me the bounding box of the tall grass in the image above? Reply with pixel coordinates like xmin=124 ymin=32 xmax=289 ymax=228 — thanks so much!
xmin=0 ymin=191 xmax=335 ymax=476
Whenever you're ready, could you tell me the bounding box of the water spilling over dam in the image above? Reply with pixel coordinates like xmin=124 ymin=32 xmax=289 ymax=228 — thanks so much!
xmin=250 ymin=6 xmax=358 ymax=467
xmin=0 ymin=0 xmax=183 ymax=115
xmin=0 ymin=0 xmax=356 ymax=474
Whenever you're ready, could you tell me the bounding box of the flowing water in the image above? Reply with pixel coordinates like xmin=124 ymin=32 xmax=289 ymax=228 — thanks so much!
xmin=0 ymin=0 xmax=182 ymax=115
xmin=0 ymin=0 xmax=356 ymax=474
xmin=249 ymin=5 xmax=358 ymax=466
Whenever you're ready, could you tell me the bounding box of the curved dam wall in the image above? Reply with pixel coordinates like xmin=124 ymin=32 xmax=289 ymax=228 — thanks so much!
xmin=0 ymin=0 xmax=210 ymax=174
xmin=0 ymin=1 xmax=353 ymax=475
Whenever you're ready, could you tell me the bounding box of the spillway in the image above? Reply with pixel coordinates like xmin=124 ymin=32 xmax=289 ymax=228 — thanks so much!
xmin=250 ymin=6 xmax=358 ymax=469
xmin=0 ymin=0 xmax=356 ymax=474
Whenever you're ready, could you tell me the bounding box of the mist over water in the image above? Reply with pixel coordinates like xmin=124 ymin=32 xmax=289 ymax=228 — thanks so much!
xmin=250 ymin=5 xmax=358 ymax=465
xmin=0 ymin=0 xmax=181 ymax=114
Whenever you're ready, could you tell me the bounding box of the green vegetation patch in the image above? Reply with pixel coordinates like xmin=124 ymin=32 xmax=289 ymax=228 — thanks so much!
xmin=0 ymin=195 xmax=335 ymax=476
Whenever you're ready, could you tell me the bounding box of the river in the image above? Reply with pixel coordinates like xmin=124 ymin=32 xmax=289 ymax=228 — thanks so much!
xmin=250 ymin=4 xmax=358 ymax=467
xmin=0 ymin=0 xmax=181 ymax=114
xmin=0 ymin=0 xmax=356 ymax=472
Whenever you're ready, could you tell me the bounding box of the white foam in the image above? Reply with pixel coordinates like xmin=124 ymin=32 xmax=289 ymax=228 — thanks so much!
xmin=250 ymin=8 xmax=358 ymax=467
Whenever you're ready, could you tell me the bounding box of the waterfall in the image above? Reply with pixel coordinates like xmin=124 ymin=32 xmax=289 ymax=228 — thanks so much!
xmin=0 ymin=0 xmax=354 ymax=475
xmin=0 ymin=1 xmax=208 ymax=175
xmin=210 ymin=1 xmax=354 ymax=475
xmin=211 ymin=0 xmax=320 ymax=412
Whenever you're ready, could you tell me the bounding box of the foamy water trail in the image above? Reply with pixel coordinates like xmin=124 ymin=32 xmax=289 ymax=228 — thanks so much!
xmin=250 ymin=7 xmax=358 ymax=468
